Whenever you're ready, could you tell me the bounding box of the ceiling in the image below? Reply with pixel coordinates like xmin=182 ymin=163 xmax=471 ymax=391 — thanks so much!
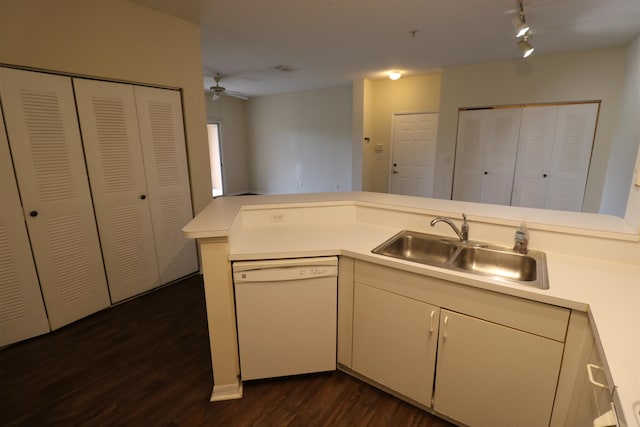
xmin=130 ymin=0 xmax=640 ymax=98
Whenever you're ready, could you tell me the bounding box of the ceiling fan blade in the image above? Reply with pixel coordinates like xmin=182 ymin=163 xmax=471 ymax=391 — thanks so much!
xmin=225 ymin=91 xmax=249 ymax=100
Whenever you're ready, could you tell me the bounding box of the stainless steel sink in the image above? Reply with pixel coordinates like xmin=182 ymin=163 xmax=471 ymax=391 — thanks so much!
xmin=371 ymin=230 xmax=459 ymax=266
xmin=372 ymin=230 xmax=549 ymax=289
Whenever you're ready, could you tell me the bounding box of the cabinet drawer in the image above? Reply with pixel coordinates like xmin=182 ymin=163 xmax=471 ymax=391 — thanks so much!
xmin=355 ymin=260 xmax=569 ymax=341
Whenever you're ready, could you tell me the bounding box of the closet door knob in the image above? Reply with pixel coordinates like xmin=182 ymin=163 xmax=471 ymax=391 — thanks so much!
xmin=543 ymin=174 xmax=548 ymax=178
xmin=140 ymin=195 xmax=147 ymax=200
xmin=30 ymin=211 xmax=38 ymax=217
xmin=484 ymin=171 xmax=488 ymax=175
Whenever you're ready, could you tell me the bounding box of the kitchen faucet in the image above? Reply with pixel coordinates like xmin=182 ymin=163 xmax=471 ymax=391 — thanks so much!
xmin=430 ymin=213 xmax=469 ymax=243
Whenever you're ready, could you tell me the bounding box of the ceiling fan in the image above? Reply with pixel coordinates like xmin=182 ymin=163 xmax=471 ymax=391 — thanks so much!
xmin=209 ymin=73 xmax=249 ymax=100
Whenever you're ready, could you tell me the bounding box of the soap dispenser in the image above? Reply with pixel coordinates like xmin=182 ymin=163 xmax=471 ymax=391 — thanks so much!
xmin=513 ymin=221 xmax=529 ymax=254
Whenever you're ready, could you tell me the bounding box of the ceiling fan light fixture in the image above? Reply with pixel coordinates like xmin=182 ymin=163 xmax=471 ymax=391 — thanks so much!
xmin=389 ymin=71 xmax=402 ymax=81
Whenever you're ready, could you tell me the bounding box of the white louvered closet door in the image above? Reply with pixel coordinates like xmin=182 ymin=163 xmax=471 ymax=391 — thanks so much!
xmin=546 ymin=103 xmax=598 ymax=211
xmin=0 ymin=68 xmax=110 ymax=330
xmin=0 ymin=102 xmax=50 ymax=346
xmin=134 ymin=86 xmax=197 ymax=284
xmin=479 ymin=108 xmax=521 ymax=205
xmin=74 ymin=79 xmax=160 ymax=303
xmin=452 ymin=110 xmax=488 ymax=202
xmin=511 ymin=106 xmax=558 ymax=208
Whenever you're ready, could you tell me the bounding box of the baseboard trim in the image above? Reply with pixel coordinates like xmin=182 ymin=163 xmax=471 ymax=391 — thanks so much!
xmin=210 ymin=381 xmax=243 ymax=401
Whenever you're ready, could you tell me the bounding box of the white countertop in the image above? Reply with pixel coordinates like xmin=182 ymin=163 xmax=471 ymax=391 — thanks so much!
xmin=184 ymin=192 xmax=640 ymax=426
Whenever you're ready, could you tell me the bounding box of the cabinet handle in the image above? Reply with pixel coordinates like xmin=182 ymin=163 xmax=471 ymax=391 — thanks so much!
xmin=29 ymin=211 xmax=38 ymax=217
xmin=543 ymin=173 xmax=548 ymax=178
xmin=443 ymin=315 xmax=449 ymax=339
xmin=140 ymin=195 xmax=147 ymax=200
xmin=587 ymin=364 xmax=608 ymax=389
xmin=429 ymin=311 xmax=436 ymax=333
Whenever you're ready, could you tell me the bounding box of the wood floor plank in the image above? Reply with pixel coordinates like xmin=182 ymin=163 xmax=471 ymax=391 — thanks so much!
xmin=0 ymin=275 xmax=454 ymax=427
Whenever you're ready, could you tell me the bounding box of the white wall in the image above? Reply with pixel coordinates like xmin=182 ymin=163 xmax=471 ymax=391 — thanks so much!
xmin=621 ymin=36 xmax=640 ymax=232
xmin=0 ymin=0 xmax=210 ymax=214
xmin=366 ymin=73 xmax=442 ymax=193
xmin=604 ymin=36 xmax=640 ymax=217
xmin=246 ymin=86 xmax=353 ymax=194
xmin=436 ymin=47 xmax=627 ymax=213
xmin=206 ymin=95 xmax=250 ymax=195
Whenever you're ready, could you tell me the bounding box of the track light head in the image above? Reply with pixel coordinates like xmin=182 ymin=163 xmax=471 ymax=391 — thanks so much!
xmin=515 ymin=21 xmax=530 ymax=38
xmin=518 ymin=38 xmax=534 ymax=58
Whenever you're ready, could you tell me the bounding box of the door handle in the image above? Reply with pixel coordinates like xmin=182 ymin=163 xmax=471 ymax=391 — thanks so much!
xmin=429 ymin=310 xmax=436 ymax=333
xmin=443 ymin=315 xmax=449 ymax=339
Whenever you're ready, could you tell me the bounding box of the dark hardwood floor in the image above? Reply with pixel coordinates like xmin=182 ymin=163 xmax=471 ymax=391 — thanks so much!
xmin=1 ymin=275 xmax=454 ymax=427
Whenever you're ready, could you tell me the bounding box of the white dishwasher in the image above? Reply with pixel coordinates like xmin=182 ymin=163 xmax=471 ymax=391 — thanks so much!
xmin=233 ymin=257 xmax=338 ymax=381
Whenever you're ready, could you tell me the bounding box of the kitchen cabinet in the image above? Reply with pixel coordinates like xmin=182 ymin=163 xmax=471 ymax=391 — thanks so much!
xmin=452 ymin=108 xmax=522 ymax=205
xmin=0 ymin=103 xmax=50 ymax=346
xmin=352 ymin=260 xmax=570 ymax=426
xmin=566 ymin=325 xmax=616 ymax=427
xmin=433 ymin=309 xmax=564 ymax=427
xmin=73 ymin=79 xmax=197 ymax=302
xmin=0 ymin=67 xmax=110 ymax=331
xmin=352 ymin=282 xmax=439 ymax=407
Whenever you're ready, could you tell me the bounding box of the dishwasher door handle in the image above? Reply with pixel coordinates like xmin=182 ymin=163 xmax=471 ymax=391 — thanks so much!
xmin=234 ymin=266 xmax=338 ymax=283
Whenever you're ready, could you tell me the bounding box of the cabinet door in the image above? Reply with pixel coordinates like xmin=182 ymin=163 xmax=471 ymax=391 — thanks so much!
xmin=434 ymin=310 xmax=563 ymax=427
xmin=352 ymin=282 xmax=439 ymax=407
xmin=0 ymin=68 xmax=110 ymax=329
xmin=134 ymin=86 xmax=197 ymax=284
xmin=0 ymin=103 xmax=50 ymax=346
xmin=569 ymin=331 xmax=614 ymax=427
xmin=74 ymin=79 xmax=160 ymax=303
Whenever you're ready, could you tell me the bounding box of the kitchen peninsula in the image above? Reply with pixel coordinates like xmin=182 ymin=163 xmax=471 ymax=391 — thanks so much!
xmin=183 ymin=192 xmax=640 ymax=426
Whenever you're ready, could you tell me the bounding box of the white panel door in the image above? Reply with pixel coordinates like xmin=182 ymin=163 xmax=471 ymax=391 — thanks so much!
xmin=352 ymin=282 xmax=439 ymax=407
xmin=546 ymin=103 xmax=598 ymax=211
xmin=390 ymin=113 xmax=438 ymax=197
xmin=74 ymin=79 xmax=160 ymax=302
xmin=511 ymin=106 xmax=558 ymax=208
xmin=0 ymin=103 xmax=50 ymax=346
xmin=134 ymin=86 xmax=197 ymax=284
xmin=434 ymin=310 xmax=563 ymax=427
xmin=0 ymin=68 xmax=110 ymax=329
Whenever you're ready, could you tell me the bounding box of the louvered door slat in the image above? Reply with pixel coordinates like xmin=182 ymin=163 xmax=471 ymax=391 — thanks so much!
xmin=0 ymin=102 xmax=50 ymax=346
xmin=134 ymin=86 xmax=197 ymax=284
xmin=74 ymin=79 xmax=160 ymax=303
xmin=0 ymin=68 xmax=110 ymax=330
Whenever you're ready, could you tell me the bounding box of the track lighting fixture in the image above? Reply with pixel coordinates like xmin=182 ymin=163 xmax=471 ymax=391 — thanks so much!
xmin=518 ymin=36 xmax=534 ymax=58
xmin=515 ymin=0 xmax=534 ymax=58
xmin=515 ymin=21 xmax=530 ymax=38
